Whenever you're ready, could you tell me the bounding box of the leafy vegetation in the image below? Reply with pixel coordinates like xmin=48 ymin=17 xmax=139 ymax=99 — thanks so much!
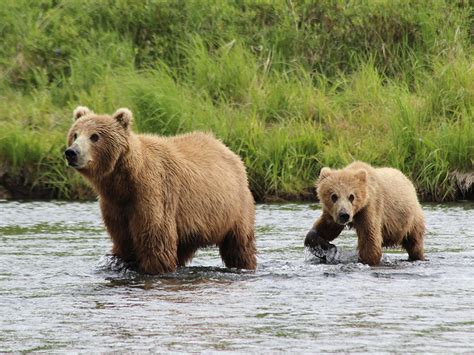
xmin=0 ymin=0 xmax=472 ymax=201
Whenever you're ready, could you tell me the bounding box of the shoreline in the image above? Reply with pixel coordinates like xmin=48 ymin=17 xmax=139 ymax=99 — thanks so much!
xmin=1 ymin=172 xmax=472 ymax=202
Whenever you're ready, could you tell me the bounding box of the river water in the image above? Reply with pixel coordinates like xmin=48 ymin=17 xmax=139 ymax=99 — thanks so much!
xmin=0 ymin=201 xmax=473 ymax=352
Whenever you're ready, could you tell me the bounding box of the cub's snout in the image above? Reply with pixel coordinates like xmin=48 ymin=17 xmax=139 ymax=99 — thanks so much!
xmin=337 ymin=211 xmax=350 ymax=225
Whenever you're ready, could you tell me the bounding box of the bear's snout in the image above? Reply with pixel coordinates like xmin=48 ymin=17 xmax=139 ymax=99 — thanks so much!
xmin=65 ymin=147 xmax=79 ymax=166
xmin=338 ymin=211 xmax=350 ymax=224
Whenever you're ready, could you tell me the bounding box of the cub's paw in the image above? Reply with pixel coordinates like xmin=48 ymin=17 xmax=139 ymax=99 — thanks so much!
xmin=304 ymin=228 xmax=338 ymax=263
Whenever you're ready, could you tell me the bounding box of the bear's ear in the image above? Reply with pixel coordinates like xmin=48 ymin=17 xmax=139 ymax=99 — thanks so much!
xmin=316 ymin=167 xmax=332 ymax=186
xmin=112 ymin=108 xmax=133 ymax=130
xmin=354 ymin=169 xmax=368 ymax=183
xmin=73 ymin=106 xmax=92 ymax=121
xmin=319 ymin=167 xmax=332 ymax=180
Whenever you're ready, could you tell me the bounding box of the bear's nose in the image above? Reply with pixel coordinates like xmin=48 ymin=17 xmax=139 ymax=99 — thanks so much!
xmin=64 ymin=148 xmax=77 ymax=158
xmin=64 ymin=148 xmax=79 ymax=165
xmin=338 ymin=212 xmax=350 ymax=223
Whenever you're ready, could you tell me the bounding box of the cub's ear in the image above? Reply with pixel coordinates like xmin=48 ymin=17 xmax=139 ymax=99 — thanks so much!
xmin=112 ymin=108 xmax=133 ymax=130
xmin=316 ymin=167 xmax=332 ymax=186
xmin=73 ymin=106 xmax=93 ymax=121
xmin=319 ymin=167 xmax=332 ymax=180
xmin=354 ymin=169 xmax=368 ymax=183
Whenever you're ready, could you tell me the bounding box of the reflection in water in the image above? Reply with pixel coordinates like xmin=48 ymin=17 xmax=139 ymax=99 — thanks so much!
xmin=0 ymin=201 xmax=473 ymax=352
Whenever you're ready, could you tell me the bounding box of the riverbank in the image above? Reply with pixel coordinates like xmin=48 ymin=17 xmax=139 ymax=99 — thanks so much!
xmin=0 ymin=1 xmax=472 ymax=201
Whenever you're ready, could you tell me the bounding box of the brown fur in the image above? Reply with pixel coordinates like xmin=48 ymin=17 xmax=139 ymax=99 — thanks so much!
xmin=305 ymin=161 xmax=425 ymax=265
xmin=66 ymin=107 xmax=256 ymax=274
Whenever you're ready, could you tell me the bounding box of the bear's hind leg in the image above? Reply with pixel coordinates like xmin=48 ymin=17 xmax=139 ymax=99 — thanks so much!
xmin=402 ymin=220 xmax=425 ymax=261
xmin=219 ymin=228 xmax=257 ymax=270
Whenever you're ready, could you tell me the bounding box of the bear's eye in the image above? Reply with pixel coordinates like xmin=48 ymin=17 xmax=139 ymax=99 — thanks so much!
xmin=349 ymin=194 xmax=355 ymax=203
xmin=331 ymin=193 xmax=338 ymax=203
xmin=73 ymin=133 xmax=77 ymax=141
xmin=90 ymin=133 xmax=99 ymax=143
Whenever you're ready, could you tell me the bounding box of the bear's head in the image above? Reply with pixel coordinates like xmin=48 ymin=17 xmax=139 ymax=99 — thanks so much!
xmin=316 ymin=167 xmax=369 ymax=225
xmin=65 ymin=106 xmax=133 ymax=176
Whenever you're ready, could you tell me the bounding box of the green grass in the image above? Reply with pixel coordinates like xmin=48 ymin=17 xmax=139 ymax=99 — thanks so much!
xmin=0 ymin=0 xmax=472 ymax=201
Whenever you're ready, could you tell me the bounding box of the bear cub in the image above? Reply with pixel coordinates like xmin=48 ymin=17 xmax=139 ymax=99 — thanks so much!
xmin=305 ymin=161 xmax=425 ymax=265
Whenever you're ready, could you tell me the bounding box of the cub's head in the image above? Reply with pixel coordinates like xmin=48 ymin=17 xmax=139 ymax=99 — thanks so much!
xmin=316 ymin=166 xmax=369 ymax=225
xmin=65 ymin=106 xmax=133 ymax=176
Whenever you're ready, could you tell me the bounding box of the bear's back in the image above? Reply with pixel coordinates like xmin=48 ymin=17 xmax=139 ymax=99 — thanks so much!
xmin=139 ymin=132 xmax=244 ymax=175
xmin=137 ymin=131 xmax=253 ymax=240
xmin=374 ymin=167 xmax=418 ymax=205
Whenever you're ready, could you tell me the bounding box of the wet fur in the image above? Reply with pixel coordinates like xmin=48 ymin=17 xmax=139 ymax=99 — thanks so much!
xmin=305 ymin=161 xmax=425 ymax=265
xmin=67 ymin=107 xmax=257 ymax=274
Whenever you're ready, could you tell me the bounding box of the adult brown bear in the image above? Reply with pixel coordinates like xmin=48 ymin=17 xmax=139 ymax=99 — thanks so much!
xmin=65 ymin=106 xmax=256 ymax=274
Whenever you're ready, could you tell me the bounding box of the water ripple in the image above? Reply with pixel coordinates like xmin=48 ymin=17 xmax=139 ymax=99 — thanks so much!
xmin=0 ymin=201 xmax=473 ymax=352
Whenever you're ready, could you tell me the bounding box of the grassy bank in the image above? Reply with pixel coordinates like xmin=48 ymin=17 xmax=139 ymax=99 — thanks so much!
xmin=0 ymin=0 xmax=472 ymax=201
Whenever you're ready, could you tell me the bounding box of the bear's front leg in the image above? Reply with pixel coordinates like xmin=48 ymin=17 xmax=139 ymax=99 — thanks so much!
xmin=355 ymin=214 xmax=383 ymax=266
xmin=304 ymin=211 xmax=344 ymax=249
xmin=132 ymin=221 xmax=178 ymax=274
xmin=101 ymin=201 xmax=135 ymax=262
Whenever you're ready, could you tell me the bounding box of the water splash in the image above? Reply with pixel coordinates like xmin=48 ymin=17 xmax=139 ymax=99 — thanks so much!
xmin=304 ymin=245 xmax=359 ymax=264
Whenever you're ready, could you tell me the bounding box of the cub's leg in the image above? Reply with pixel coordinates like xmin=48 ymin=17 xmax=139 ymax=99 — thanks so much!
xmin=355 ymin=213 xmax=383 ymax=266
xmin=304 ymin=211 xmax=344 ymax=249
xmin=402 ymin=217 xmax=425 ymax=261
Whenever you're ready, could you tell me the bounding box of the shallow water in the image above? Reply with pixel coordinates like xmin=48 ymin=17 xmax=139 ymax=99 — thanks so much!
xmin=0 ymin=201 xmax=473 ymax=352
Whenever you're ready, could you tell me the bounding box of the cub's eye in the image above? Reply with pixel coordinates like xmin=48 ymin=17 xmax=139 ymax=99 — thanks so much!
xmin=73 ymin=133 xmax=77 ymax=141
xmin=90 ymin=133 xmax=99 ymax=143
xmin=349 ymin=194 xmax=355 ymax=203
xmin=331 ymin=193 xmax=338 ymax=203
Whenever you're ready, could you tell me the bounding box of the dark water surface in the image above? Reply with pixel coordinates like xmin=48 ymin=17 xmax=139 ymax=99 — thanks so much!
xmin=1 ymin=201 xmax=473 ymax=352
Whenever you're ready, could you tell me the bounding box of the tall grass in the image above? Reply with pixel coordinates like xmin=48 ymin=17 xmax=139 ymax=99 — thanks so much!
xmin=0 ymin=1 xmax=472 ymax=201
